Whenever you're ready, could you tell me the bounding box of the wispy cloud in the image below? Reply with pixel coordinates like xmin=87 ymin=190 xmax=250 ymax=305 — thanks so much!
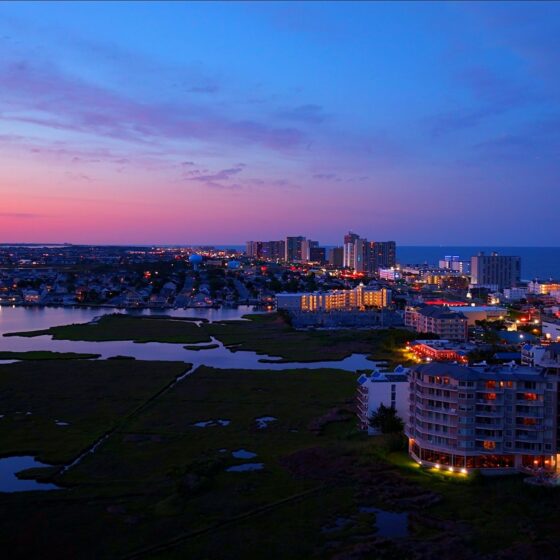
xmin=0 ymin=59 xmax=305 ymax=152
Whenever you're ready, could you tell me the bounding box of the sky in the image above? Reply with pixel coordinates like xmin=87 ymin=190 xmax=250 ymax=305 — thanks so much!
xmin=0 ymin=1 xmax=559 ymax=246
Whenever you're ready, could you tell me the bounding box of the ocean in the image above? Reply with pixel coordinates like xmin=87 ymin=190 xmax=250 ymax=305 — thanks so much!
xmin=397 ymin=246 xmax=560 ymax=281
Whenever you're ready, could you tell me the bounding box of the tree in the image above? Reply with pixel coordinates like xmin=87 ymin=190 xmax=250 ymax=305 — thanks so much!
xmin=369 ymin=404 xmax=404 ymax=434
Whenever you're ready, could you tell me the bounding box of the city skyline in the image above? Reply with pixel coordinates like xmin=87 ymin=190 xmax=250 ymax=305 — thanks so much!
xmin=1 ymin=2 xmax=560 ymax=245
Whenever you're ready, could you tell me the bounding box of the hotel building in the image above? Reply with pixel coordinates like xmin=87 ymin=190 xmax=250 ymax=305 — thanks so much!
xmin=407 ymin=362 xmax=559 ymax=473
xmin=276 ymin=284 xmax=392 ymax=312
xmin=470 ymin=252 xmax=521 ymax=291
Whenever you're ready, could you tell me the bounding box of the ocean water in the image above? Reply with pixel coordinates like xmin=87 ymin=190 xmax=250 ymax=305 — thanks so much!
xmin=397 ymin=246 xmax=560 ymax=281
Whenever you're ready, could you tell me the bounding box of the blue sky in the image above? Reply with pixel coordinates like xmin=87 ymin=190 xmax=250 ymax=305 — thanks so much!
xmin=0 ymin=1 xmax=559 ymax=245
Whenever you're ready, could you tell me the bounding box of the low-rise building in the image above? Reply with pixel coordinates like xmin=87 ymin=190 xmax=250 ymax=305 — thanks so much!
xmin=405 ymin=305 xmax=468 ymax=341
xmin=448 ymin=305 xmax=507 ymax=326
xmin=408 ymin=339 xmax=474 ymax=364
xmin=357 ymin=366 xmax=410 ymax=434
xmin=543 ymin=319 xmax=560 ymax=342
xmin=276 ymin=284 xmax=392 ymax=312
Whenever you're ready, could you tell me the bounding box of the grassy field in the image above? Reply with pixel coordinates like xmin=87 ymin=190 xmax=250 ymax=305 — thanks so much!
xmin=0 ymin=360 xmax=188 ymax=464
xmin=5 ymin=312 xmax=414 ymax=364
xmin=2 ymin=360 xmax=559 ymax=559
xmin=5 ymin=314 xmax=213 ymax=344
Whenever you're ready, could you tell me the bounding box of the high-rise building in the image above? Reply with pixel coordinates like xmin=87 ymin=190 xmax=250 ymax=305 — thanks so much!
xmin=327 ymin=247 xmax=344 ymax=268
xmin=285 ymin=236 xmax=306 ymax=262
xmin=368 ymin=241 xmax=396 ymax=273
xmin=245 ymin=241 xmax=262 ymax=258
xmin=470 ymin=252 xmax=521 ymax=290
xmin=261 ymin=240 xmax=285 ymax=261
xmin=301 ymin=239 xmax=318 ymax=262
xmin=309 ymin=246 xmax=326 ymax=264
xmin=344 ymin=234 xmax=396 ymax=274
xmin=343 ymin=231 xmax=360 ymax=268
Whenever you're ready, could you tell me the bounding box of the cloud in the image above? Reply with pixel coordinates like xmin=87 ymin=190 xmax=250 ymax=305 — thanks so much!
xmin=427 ymin=65 xmax=542 ymax=137
xmin=0 ymin=59 xmax=305 ymax=152
xmin=192 ymin=165 xmax=244 ymax=183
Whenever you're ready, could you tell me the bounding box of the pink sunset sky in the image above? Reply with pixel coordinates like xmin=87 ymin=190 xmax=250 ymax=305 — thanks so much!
xmin=1 ymin=2 xmax=559 ymax=245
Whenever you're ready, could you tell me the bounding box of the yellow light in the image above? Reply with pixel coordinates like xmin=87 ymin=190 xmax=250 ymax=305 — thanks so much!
xmin=448 ymin=466 xmax=454 ymax=472
xmin=461 ymin=468 xmax=467 ymax=474
xmin=435 ymin=463 xmax=440 ymax=470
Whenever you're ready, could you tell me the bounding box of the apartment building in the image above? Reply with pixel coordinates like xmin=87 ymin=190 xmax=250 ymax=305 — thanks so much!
xmin=285 ymin=236 xmax=306 ymax=262
xmin=245 ymin=240 xmax=285 ymax=261
xmin=522 ymin=343 xmax=560 ymax=373
xmin=342 ymin=232 xmax=396 ymax=274
xmin=405 ymin=305 xmax=468 ymax=341
xmin=407 ymin=362 xmax=559 ymax=473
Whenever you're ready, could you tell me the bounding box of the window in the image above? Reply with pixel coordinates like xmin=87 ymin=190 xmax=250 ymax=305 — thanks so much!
xmin=483 ymin=440 xmax=496 ymax=450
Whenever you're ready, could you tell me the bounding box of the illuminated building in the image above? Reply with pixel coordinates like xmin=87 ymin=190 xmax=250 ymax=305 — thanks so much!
xmin=528 ymin=280 xmax=560 ymax=295
xmin=407 ymin=362 xmax=559 ymax=473
xmin=343 ymin=232 xmax=396 ymax=274
xmin=405 ymin=305 xmax=468 ymax=341
xmin=408 ymin=339 xmax=472 ymax=364
xmin=276 ymin=284 xmax=392 ymax=311
xmin=543 ymin=319 xmax=560 ymax=342
xmin=439 ymin=255 xmax=471 ymax=274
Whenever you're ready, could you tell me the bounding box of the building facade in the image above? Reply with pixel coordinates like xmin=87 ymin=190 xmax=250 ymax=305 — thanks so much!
xmin=276 ymin=284 xmax=392 ymax=312
xmin=470 ymin=252 xmax=521 ymax=291
xmin=357 ymin=367 xmax=410 ymax=434
xmin=407 ymin=362 xmax=559 ymax=473
xmin=327 ymin=246 xmax=344 ymax=268
xmin=405 ymin=305 xmax=468 ymax=341
xmin=368 ymin=241 xmax=396 ymax=273
xmin=285 ymin=236 xmax=306 ymax=262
